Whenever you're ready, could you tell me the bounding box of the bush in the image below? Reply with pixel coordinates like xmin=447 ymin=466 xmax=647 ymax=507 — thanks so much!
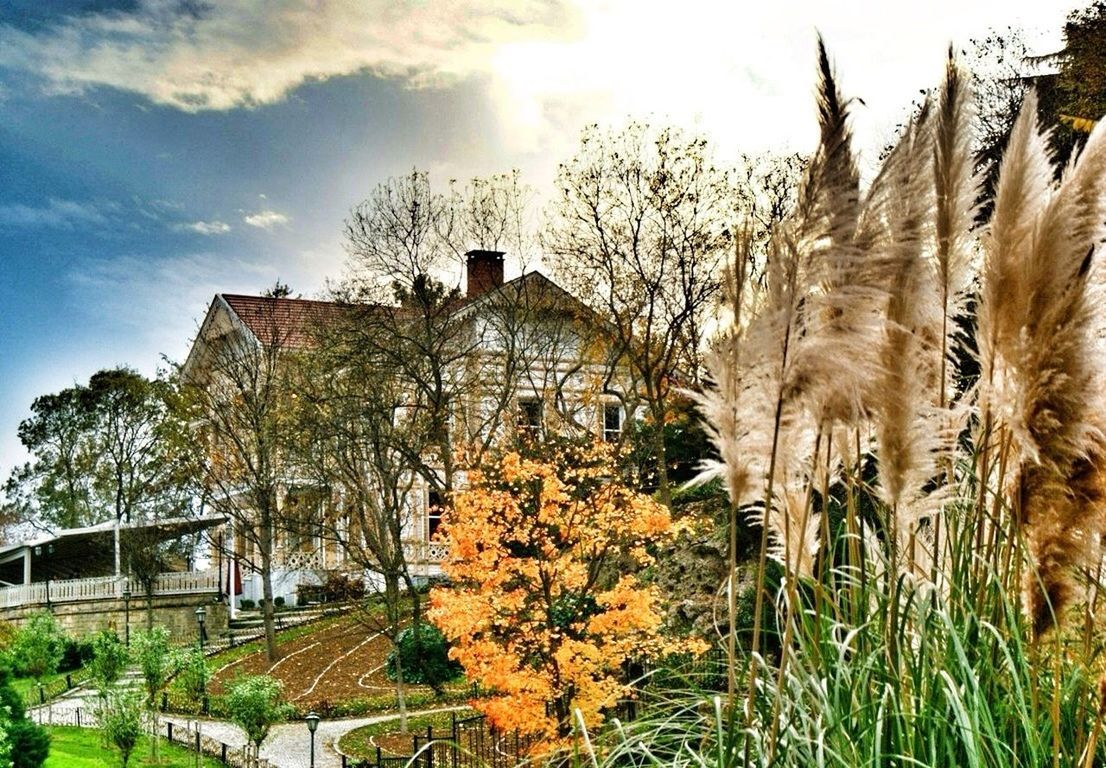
xmin=386 ymin=623 xmax=461 ymax=694
xmin=273 ymin=596 xmax=286 ymax=610
xmin=322 ymin=572 xmax=365 ymax=603
xmin=0 ymin=657 xmax=49 ymax=768
xmin=101 ymin=689 xmax=144 ymax=768
xmin=238 ymin=599 xmax=256 ymax=611
xmin=0 ymin=622 xmax=18 ymax=652
xmin=172 ymin=647 xmax=209 ymax=714
xmin=59 ymin=636 xmax=93 ymax=672
xmin=222 ymin=675 xmax=293 ymax=752
xmin=415 ymin=574 xmax=451 ymax=594
xmin=11 ymin=612 xmax=64 ymax=683
xmin=89 ymin=631 xmax=127 ymax=694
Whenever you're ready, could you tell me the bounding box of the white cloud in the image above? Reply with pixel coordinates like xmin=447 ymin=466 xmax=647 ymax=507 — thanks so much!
xmin=0 ymin=0 xmax=578 ymax=111
xmin=0 ymin=0 xmax=1078 ymax=173
xmin=177 ymin=220 xmax=231 ymax=235
xmin=0 ymin=198 xmax=107 ymax=228
xmin=243 ymin=210 xmax=289 ymax=230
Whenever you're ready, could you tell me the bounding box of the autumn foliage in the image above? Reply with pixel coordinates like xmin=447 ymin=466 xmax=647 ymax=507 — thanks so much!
xmin=428 ymin=441 xmax=700 ymax=745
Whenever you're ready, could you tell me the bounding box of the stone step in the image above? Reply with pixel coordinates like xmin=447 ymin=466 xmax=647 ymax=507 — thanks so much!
xmin=205 ymin=610 xmax=337 ymax=654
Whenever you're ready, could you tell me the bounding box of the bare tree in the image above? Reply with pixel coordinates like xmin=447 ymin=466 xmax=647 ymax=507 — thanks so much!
xmin=544 ymin=122 xmax=736 ymax=504
xmin=733 ymin=152 xmax=807 ymax=284
xmin=305 ymin=170 xmax=602 ymax=724
xmin=174 ymin=293 xmax=299 ymax=662
xmin=289 ymin=316 xmax=430 ymax=731
xmin=342 ymin=169 xmax=552 ymax=497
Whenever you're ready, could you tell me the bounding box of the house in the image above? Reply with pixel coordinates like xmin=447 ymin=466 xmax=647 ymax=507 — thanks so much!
xmin=181 ymin=251 xmax=629 ymax=608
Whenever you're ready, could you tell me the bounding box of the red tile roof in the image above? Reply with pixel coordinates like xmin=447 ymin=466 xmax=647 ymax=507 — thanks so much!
xmin=220 ymin=294 xmax=357 ymax=348
xmin=218 ymin=272 xmax=589 ymax=350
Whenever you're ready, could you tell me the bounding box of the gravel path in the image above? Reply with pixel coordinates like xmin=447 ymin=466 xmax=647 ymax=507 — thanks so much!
xmin=172 ymin=708 xmax=464 ymax=768
xmin=31 ymin=682 xmax=463 ymax=768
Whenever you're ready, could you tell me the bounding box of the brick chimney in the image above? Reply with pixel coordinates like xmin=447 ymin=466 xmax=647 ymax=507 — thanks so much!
xmin=465 ymin=250 xmax=505 ymax=297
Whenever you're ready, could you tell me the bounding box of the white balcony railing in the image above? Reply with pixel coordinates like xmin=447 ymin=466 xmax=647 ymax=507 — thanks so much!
xmin=403 ymin=540 xmax=450 ymax=564
xmin=0 ymin=571 xmax=220 ymax=611
xmin=151 ymin=570 xmax=221 ymax=595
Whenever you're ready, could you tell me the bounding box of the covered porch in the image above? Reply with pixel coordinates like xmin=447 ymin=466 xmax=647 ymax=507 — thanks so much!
xmin=0 ymin=515 xmax=223 ymax=587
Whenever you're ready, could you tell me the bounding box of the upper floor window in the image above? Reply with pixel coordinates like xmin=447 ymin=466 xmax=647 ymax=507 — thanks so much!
xmin=518 ymin=398 xmax=543 ymax=437
xmin=603 ymin=403 xmax=622 ymax=442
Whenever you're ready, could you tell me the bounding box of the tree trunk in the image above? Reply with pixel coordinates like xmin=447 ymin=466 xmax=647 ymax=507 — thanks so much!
xmin=114 ymin=519 xmax=121 ymax=576
xmin=149 ymin=706 xmax=160 ymax=763
xmin=260 ymin=550 xmax=278 ymax=663
xmin=386 ymin=573 xmax=408 ymax=732
xmin=651 ymin=404 xmax=671 ymax=506
xmin=394 ymin=645 xmax=408 ymax=734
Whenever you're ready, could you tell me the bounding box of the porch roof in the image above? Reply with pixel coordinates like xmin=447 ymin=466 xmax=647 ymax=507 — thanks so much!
xmin=0 ymin=515 xmax=224 ymax=585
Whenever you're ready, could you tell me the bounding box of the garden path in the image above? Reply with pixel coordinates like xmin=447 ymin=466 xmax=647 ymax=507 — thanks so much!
xmin=31 ymin=682 xmax=463 ymax=768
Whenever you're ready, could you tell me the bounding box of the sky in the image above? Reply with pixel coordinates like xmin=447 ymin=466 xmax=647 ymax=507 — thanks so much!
xmin=0 ymin=0 xmax=1083 ymax=476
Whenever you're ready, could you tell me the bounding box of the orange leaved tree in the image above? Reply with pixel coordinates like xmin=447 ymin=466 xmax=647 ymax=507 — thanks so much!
xmin=428 ymin=441 xmax=699 ymax=745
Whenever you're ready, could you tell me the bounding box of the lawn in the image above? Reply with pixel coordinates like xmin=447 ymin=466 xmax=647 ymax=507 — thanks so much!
xmin=12 ymin=667 xmax=87 ymax=707
xmin=45 ymin=726 xmax=223 ymax=768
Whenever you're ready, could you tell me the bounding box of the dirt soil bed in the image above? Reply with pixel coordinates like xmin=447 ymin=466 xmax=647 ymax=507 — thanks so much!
xmin=209 ymin=614 xmax=435 ymax=709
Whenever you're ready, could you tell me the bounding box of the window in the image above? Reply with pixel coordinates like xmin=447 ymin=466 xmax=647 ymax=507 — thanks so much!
xmin=518 ymin=398 xmax=543 ymax=437
xmin=603 ymin=403 xmax=622 ymax=442
xmin=428 ymin=490 xmax=444 ymax=540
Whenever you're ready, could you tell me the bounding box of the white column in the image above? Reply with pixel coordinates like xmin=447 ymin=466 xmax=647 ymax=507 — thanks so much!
xmin=113 ymin=518 xmax=121 ymax=576
xmin=22 ymin=548 xmax=30 ymax=585
xmin=227 ymin=520 xmax=237 ymax=620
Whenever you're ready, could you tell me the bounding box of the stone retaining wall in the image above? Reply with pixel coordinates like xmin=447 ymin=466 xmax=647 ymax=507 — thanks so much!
xmin=2 ymin=592 xmax=228 ymax=641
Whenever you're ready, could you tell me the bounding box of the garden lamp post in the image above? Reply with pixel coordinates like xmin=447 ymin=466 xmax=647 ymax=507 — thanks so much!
xmin=122 ymin=586 xmax=131 ymax=647
xmin=195 ymin=605 xmax=206 ymax=653
xmin=305 ymin=711 xmax=320 ymax=768
xmin=195 ymin=605 xmax=208 ymax=713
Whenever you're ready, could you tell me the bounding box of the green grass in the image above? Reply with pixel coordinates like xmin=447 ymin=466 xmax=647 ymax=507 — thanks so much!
xmin=13 ymin=667 xmax=88 ymax=707
xmin=44 ymin=726 xmax=223 ymax=768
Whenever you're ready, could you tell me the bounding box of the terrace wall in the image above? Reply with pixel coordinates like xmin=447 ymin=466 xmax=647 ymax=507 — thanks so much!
xmin=2 ymin=592 xmax=227 ymax=642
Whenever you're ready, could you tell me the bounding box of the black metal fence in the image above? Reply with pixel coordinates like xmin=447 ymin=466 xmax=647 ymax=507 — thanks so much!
xmin=342 ymin=711 xmax=538 ymax=768
xmin=165 ymin=718 xmax=274 ymax=768
xmin=341 ymin=649 xmax=730 ymax=768
xmin=23 ymin=667 xmax=92 ymax=709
